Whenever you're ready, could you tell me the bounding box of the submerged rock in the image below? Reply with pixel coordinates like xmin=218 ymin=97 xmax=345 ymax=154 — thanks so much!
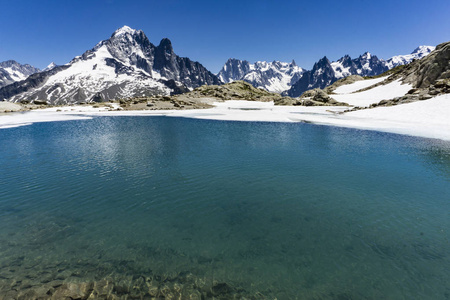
xmin=0 ymin=270 xmax=269 ymax=300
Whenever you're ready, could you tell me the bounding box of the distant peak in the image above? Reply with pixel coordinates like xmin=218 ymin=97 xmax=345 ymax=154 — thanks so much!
xmin=43 ymin=62 xmax=57 ymax=71
xmin=412 ymin=45 xmax=435 ymax=55
xmin=338 ymin=55 xmax=352 ymax=62
xmin=0 ymin=60 xmax=18 ymax=67
xmin=291 ymin=59 xmax=297 ymax=66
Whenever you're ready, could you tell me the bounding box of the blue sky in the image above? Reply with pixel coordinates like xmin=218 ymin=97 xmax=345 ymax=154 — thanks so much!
xmin=1 ymin=0 xmax=449 ymax=73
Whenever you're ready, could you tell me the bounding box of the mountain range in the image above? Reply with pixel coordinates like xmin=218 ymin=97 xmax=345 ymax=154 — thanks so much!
xmin=0 ymin=26 xmax=436 ymax=104
xmin=217 ymin=59 xmax=304 ymax=93
xmin=219 ymin=46 xmax=435 ymax=97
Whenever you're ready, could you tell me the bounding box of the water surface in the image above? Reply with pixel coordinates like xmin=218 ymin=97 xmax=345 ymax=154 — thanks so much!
xmin=0 ymin=116 xmax=449 ymax=299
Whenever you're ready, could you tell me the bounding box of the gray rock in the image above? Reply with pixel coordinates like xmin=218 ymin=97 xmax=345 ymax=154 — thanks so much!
xmin=33 ymin=100 xmax=48 ymax=105
xmin=419 ymin=94 xmax=433 ymax=100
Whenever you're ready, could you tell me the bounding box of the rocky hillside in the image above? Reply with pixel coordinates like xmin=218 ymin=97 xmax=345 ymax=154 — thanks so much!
xmin=0 ymin=26 xmax=221 ymax=105
xmin=398 ymin=41 xmax=450 ymax=89
xmin=118 ymin=81 xmax=296 ymax=110
xmin=365 ymin=41 xmax=450 ymax=107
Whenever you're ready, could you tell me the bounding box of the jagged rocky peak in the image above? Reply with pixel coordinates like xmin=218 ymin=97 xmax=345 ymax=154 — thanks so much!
xmin=217 ymin=58 xmax=252 ymax=83
xmin=313 ymin=56 xmax=332 ymax=72
xmin=285 ymin=56 xmax=336 ymax=97
xmin=360 ymin=51 xmax=371 ymax=59
xmin=338 ymin=55 xmax=352 ymax=64
xmin=101 ymin=26 xmax=154 ymax=68
xmin=353 ymin=52 xmax=388 ymax=76
xmin=158 ymin=38 xmax=174 ymax=52
xmin=108 ymin=25 xmax=149 ymax=48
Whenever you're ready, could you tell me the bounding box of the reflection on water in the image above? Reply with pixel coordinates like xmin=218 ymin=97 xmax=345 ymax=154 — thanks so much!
xmin=0 ymin=116 xmax=449 ymax=299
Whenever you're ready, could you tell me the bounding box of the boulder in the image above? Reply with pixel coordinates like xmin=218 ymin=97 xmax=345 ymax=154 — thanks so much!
xmin=33 ymin=100 xmax=48 ymax=105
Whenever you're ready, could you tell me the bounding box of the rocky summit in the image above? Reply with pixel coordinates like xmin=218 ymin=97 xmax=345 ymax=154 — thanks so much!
xmin=0 ymin=26 xmax=221 ymax=105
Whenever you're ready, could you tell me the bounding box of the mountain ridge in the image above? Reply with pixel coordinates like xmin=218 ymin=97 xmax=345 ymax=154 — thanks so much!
xmin=218 ymin=46 xmax=435 ymax=97
xmin=217 ymin=59 xmax=304 ymax=93
xmin=0 ymin=26 xmax=438 ymax=103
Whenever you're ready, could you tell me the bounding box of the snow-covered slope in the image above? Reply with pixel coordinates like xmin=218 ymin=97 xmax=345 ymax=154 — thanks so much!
xmin=0 ymin=60 xmax=40 ymax=88
xmin=0 ymin=26 xmax=221 ymax=104
xmin=385 ymin=46 xmax=435 ymax=69
xmin=217 ymin=59 xmax=304 ymax=93
xmin=333 ymin=77 xmax=387 ymax=94
xmin=331 ymin=79 xmax=412 ymax=107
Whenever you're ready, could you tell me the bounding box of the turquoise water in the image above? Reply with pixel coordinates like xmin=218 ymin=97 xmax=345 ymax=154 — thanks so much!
xmin=0 ymin=116 xmax=449 ymax=299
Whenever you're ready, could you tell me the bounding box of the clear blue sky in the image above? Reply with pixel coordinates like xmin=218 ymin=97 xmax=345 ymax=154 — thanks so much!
xmin=1 ymin=0 xmax=449 ymax=73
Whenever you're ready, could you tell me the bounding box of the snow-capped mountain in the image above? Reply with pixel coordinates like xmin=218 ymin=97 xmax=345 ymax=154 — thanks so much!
xmin=0 ymin=26 xmax=221 ymax=104
xmin=385 ymin=45 xmax=435 ymax=69
xmin=0 ymin=60 xmax=40 ymax=88
xmin=218 ymin=59 xmax=304 ymax=93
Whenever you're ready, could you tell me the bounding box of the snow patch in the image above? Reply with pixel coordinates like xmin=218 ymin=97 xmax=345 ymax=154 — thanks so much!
xmin=333 ymin=77 xmax=388 ymax=94
xmin=331 ymin=80 xmax=412 ymax=107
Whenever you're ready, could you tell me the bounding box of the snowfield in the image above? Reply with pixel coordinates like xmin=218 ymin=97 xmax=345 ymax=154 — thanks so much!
xmin=331 ymin=79 xmax=412 ymax=107
xmin=333 ymin=77 xmax=388 ymax=94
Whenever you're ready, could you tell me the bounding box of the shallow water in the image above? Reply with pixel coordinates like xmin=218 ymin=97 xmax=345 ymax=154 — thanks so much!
xmin=0 ymin=116 xmax=449 ymax=299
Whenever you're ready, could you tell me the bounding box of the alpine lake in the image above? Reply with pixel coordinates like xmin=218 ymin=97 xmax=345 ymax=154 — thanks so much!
xmin=0 ymin=115 xmax=449 ymax=299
